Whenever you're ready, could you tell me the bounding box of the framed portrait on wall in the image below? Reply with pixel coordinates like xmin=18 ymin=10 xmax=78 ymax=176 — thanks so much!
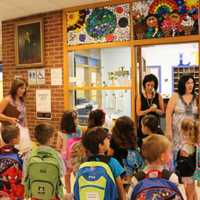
xmin=15 ymin=19 xmax=43 ymax=67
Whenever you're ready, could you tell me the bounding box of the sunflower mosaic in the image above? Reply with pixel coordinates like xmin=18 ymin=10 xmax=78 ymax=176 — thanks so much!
xmin=132 ymin=0 xmax=199 ymax=39
xmin=67 ymin=4 xmax=130 ymax=45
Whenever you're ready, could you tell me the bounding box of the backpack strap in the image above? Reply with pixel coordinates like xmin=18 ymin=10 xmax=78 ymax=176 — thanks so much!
xmin=0 ymin=145 xmax=19 ymax=154
xmin=87 ymin=154 xmax=111 ymax=163
xmin=135 ymin=169 xmax=173 ymax=181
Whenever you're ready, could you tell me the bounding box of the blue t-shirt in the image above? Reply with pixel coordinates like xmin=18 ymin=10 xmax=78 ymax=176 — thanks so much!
xmin=108 ymin=157 xmax=125 ymax=178
xmin=95 ymin=156 xmax=125 ymax=178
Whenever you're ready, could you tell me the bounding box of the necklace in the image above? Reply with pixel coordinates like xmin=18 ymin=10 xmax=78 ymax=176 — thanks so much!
xmin=145 ymin=92 xmax=154 ymax=107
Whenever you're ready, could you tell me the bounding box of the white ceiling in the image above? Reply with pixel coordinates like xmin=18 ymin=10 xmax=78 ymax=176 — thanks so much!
xmin=0 ymin=0 xmax=109 ymax=21
xmin=0 ymin=0 xmax=108 ymax=60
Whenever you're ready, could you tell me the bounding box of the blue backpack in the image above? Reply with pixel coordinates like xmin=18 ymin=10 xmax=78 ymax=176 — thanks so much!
xmin=131 ymin=170 xmax=184 ymax=200
xmin=123 ymin=149 xmax=144 ymax=176
xmin=74 ymin=157 xmax=118 ymax=200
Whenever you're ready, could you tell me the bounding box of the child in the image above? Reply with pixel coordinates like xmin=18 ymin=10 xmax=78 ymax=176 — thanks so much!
xmin=110 ymin=116 xmax=143 ymax=180
xmin=23 ymin=123 xmax=65 ymax=200
xmin=76 ymin=127 xmax=126 ymax=200
xmin=60 ymin=110 xmax=82 ymax=193
xmin=176 ymin=118 xmax=199 ymax=200
xmin=0 ymin=125 xmax=24 ymax=199
xmin=128 ymin=134 xmax=180 ymax=199
xmin=87 ymin=109 xmax=109 ymax=133
xmin=141 ymin=114 xmax=164 ymax=136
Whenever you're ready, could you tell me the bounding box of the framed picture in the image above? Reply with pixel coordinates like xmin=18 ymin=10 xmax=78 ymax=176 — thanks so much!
xmin=15 ymin=19 xmax=43 ymax=67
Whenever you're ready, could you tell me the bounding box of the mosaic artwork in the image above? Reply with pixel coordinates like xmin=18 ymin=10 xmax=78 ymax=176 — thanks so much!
xmin=67 ymin=4 xmax=130 ymax=45
xmin=132 ymin=0 xmax=199 ymax=39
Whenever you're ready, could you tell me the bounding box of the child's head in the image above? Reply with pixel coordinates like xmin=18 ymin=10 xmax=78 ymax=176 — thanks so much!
xmin=142 ymin=134 xmax=171 ymax=165
xmin=35 ymin=123 xmax=54 ymax=145
xmin=1 ymin=125 xmax=20 ymax=145
xmin=60 ymin=110 xmax=78 ymax=134
xmin=181 ymin=118 xmax=199 ymax=144
xmin=87 ymin=109 xmax=106 ymax=129
xmin=141 ymin=114 xmax=164 ymax=135
xmin=82 ymin=127 xmax=109 ymax=155
xmin=111 ymin=116 xmax=136 ymax=149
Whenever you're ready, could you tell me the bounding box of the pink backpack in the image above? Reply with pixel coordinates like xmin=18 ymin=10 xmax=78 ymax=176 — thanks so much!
xmin=66 ymin=137 xmax=81 ymax=160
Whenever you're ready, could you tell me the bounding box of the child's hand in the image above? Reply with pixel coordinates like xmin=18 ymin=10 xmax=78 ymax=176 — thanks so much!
xmin=180 ymin=150 xmax=189 ymax=157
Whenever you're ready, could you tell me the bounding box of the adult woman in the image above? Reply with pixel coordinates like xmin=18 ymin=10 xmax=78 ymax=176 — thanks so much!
xmin=136 ymin=74 xmax=164 ymax=146
xmin=166 ymin=74 xmax=198 ymax=156
xmin=0 ymin=78 xmax=27 ymax=127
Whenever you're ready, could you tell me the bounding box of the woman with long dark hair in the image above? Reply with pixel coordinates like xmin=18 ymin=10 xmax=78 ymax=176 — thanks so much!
xmin=166 ymin=74 xmax=198 ymax=164
xmin=0 ymin=78 xmax=27 ymax=126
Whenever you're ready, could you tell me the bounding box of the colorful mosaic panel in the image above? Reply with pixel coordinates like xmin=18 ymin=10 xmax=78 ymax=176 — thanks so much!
xmin=132 ymin=0 xmax=199 ymax=39
xmin=67 ymin=4 xmax=130 ymax=45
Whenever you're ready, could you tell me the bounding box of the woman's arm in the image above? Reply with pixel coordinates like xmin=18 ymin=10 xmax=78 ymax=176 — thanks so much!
xmin=166 ymin=94 xmax=177 ymax=140
xmin=136 ymin=94 xmax=154 ymax=117
xmin=0 ymin=96 xmax=18 ymax=124
xmin=156 ymin=94 xmax=164 ymax=116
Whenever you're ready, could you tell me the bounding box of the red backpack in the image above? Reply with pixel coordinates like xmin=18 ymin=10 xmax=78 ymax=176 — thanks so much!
xmin=0 ymin=146 xmax=24 ymax=199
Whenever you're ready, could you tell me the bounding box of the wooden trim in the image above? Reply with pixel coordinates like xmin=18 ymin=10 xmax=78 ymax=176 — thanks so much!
xmin=198 ymin=41 xmax=200 ymax=116
xmin=67 ymin=37 xmax=200 ymax=51
xmin=64 ymin=0 xmax=132 ymax=12
xmin=63 ymin=10 xmax=68 ymax=110
xmin=132 ymin=35 xmax=200 ymax=46
xmin=67 ymin=86 xmax=131 ymax=90
xmin=67 ymin=41 xmax=131 ymax=51
xmin=129 ymin=1 xmax=133 ymax=42
xmin=131 ymin=46 xmax=136 ymax=121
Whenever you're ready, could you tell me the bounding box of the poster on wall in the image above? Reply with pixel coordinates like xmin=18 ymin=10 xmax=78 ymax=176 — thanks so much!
xmin=28 ymin=69 xmax=37 ymax=85
xmin=36 ymin=89 xmax=51 ymax=119
xmin=51 ymin=68 xmax=62 ymax=86
xmin=132 ymin=0 xmax=199 ymax=40
xmin=28 ymin=68 xmax=45 ymax=85
xmin=36 ymin=68 xmax=45 ymax=85
xmin=67 ymin=3 xmax=130 ymax=45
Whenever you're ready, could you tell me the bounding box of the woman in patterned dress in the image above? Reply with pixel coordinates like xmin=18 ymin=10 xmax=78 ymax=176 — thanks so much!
xmin=166 ymin=74 xmax=198 ymax=166
xmin=0 ymin=78 xmax=27 ymax=127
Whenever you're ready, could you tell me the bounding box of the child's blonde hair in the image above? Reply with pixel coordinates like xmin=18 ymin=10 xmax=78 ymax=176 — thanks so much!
xmin=142 ymin=134 xmax=171 ymax=163
xmin=181 ymin=118 xmax=199 ymax=144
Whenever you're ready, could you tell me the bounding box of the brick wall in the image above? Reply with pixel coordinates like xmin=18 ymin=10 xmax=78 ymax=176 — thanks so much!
xmin=2 ymin=11 xmax=64 ymax=146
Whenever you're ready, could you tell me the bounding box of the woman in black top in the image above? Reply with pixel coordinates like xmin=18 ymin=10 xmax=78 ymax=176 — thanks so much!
xmin=136 ymin=74 xmax=164 ymax=146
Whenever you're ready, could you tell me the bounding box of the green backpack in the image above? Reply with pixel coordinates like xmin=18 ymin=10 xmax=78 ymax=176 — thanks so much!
xmin=24 ymin=147 xmax=64 ymax=200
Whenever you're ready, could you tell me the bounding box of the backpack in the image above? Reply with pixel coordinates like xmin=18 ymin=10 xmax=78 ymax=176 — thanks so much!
xmin=24 ymin=147 xmax=64 ymax=200
xmin=123 ymin=149 xmax=144 ymax=176
xmin=74 ymin=156 xmax=118 ymax=200
xmin=70 ymin=141 xmax=86 ymax=174
xmin=131 ymin=170 xmax=184 ymax=200
xmin=0 ymin=146 xmax=24 ymax=200
xmin=176 ymin=147 xmax=196 ymax=177
xmin=193 ymin=146 xmax=200 ymax=180
xmin=61 ymin=128 xmax=81 ymax=168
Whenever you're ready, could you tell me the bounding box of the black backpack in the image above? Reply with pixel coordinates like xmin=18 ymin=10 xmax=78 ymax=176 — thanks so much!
xmin=176 ymin=148 xmax=196 ymax=177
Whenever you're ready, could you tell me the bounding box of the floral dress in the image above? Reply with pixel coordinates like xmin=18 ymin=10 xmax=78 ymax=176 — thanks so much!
xmin=10 ymin=97 xmax=26 ymax=126
xmin=172 ymin=95 xmax=198 ymax=153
